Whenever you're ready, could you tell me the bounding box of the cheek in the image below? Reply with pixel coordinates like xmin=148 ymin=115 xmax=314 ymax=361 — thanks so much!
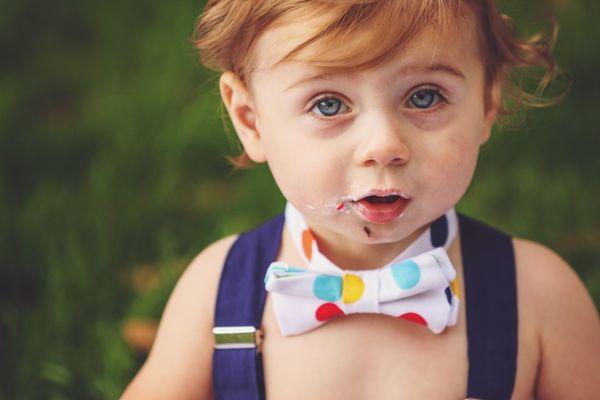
xmin=421 ymin=135 xmax=480 ymax=195
xmin=261 ymin=123 xmax=346 ymax=204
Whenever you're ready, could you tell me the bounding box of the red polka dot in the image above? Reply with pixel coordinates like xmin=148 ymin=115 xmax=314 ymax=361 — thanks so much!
xmin=315 ymin=303 xmax=345 ymax=321
xmin=399 ymin=312 xmax=428 ymax=327
xmin=302 ymin=230 xmax=314 ymax=261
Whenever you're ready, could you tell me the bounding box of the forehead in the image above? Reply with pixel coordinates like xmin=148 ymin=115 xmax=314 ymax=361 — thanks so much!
xmin=249 ymin=6 xmax=482 ymax=85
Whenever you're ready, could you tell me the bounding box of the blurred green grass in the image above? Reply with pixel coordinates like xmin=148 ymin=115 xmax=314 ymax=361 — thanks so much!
xmin=0 ymin=0 xmax=598 ymax=398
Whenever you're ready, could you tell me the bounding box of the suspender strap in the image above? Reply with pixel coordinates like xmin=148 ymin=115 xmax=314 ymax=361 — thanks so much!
xmin=459 ymin=213 xmax=518 ymax=400
xmin=212 ymin=213 xmax=285 ymax=400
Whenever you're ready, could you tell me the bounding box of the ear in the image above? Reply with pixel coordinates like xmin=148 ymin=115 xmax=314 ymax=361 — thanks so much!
xmin=480 ymin=74 xmax=504 ymax=145
xmin=219 ymin=71 xmax=266 ymax=163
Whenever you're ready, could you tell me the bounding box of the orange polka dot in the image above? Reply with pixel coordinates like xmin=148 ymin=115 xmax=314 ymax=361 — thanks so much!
xmin=450 ymin=277 xmax=460 ymax=300
xmin=302 ymin=229 xmax=314 ymax=261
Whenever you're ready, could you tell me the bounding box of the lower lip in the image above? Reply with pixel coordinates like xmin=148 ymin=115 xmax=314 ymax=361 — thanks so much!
xmin=352 ymin=197 xmax=411 ymax=224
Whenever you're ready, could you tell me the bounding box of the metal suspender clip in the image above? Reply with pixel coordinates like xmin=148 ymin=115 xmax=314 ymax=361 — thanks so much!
xmin=213 ymin=326 xmax=263 ymax=351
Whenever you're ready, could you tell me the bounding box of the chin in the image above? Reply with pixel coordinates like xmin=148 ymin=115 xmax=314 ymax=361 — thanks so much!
xmin=344 ymin=222 xmax=414 ymax=244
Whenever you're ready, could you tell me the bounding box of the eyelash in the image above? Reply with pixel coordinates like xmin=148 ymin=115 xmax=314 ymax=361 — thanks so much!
xmin=307 ymin=86 xmax=449 ymax=120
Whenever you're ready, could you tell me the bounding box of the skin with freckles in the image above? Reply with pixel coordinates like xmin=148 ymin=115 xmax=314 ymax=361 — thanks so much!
xmin=221 ymin=10 xmax=500 ymax=269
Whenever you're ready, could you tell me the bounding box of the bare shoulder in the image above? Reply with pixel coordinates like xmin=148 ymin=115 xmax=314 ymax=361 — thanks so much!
xmin=512 ymin=237 xmax=597 ymax=323
xmin=512 ymin=237 xmax=600 ymax=399
xmin=120 ymin=234 xmax=239 ymax=400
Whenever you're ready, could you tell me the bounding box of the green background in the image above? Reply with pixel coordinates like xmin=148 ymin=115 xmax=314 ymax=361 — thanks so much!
xmin=1 ymin=0 xmax=598 ymax=398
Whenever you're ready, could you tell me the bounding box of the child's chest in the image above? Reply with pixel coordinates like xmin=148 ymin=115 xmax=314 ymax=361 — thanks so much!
xmin=259 ymin=228 xmax=471 ymax=399
xmin=255 ymin=227 xmax=540 ymax=399
xmin=261 ymin=293 xmax=469 ymax=400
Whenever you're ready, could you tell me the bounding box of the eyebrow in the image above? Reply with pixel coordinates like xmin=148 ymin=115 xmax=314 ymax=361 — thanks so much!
xmin=285 ymin=62 xmax=466 ymax=91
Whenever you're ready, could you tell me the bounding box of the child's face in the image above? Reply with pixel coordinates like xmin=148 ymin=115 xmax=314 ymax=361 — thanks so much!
xmin=222 ymin=10 xmax=500 ymax=245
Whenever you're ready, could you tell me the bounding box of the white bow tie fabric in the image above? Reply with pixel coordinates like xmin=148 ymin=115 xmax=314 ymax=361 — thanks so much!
xmin=263 ymin=202 xmax=461 ymax=336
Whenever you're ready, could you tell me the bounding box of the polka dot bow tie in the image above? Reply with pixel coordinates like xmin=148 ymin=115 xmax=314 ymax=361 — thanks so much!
xmin=263 ymin=202 xmax=461 ymax=336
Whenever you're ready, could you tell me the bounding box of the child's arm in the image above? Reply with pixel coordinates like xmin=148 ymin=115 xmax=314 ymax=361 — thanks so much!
xmin=515 ymin=239 xmax=600 ymax=399
xmin=120 ymin=234 xmax=238 ymax=400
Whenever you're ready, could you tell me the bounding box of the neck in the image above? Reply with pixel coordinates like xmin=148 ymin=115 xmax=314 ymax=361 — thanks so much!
xmin=305 ymin=222 xmax=431 ymax=270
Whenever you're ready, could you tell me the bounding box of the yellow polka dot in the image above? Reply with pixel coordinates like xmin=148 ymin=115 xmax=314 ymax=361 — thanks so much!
xmin=450 ymin=277 xmax=460 ymax=300
xmin=342 ymin=274 xmax=364 ymax=304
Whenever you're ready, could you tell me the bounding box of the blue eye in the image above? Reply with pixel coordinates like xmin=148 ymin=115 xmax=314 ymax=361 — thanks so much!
xmin=408 ymin=88 xmax=446 ymax=109
xmin=310 ymin=96 xmax=349 ymax=117
xmin=308 ymin=88 xmax=447 ymax=119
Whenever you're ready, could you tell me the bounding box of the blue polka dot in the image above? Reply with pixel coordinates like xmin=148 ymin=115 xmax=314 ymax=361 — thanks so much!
xmin=391 ymin=260 xmax=421 ymax=289
xmin=445 ymin=286 xmax=452 ymax=305
xmin=430 ymin=214 xmax=449 ymax=247
xmin=313 ymin=274 xmax=343 ymax=301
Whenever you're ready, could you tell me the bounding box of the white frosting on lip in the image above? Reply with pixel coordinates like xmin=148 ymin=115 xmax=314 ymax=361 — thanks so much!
xmin=359 ymin=189 xmax=412 ymax=200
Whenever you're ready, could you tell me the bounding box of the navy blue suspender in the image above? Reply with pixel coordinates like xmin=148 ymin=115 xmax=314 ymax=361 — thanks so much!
xmin=459 ymin=214 xmax=518 ymax=399
xmin=212 ymin=213 xmax=284 ymax=400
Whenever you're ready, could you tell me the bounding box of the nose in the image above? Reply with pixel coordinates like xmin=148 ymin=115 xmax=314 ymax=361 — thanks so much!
xmin=355 ymin=114 xmax=410 ymax=167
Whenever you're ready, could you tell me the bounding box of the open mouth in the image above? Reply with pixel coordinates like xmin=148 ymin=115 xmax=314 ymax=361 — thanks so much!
xmin=362 ymin=195 xmax=401 ymax=204
xmin=351 ymin=194 xmax=411 ymax=224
